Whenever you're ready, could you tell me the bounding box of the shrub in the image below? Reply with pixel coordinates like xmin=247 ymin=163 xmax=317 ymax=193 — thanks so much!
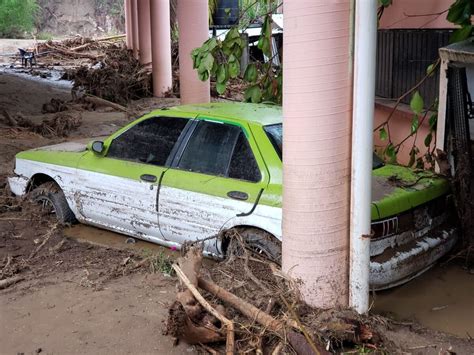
xmin=0 ymin=0 xmax=39 ymax=38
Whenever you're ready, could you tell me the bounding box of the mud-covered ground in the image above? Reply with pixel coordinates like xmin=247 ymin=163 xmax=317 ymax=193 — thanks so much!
xmin=0 ymin=70 xmax=473 ymax=354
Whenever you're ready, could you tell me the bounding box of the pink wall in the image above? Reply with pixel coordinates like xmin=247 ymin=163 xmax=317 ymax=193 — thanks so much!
xmin=379 ymin=0 xmax=455 ymax=29
xmin=373 ymin=103 xmax=433 ymax=165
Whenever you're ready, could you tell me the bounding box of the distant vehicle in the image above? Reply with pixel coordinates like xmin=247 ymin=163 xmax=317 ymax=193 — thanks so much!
xmin=8 ymin=103 xmax=457 ymax=290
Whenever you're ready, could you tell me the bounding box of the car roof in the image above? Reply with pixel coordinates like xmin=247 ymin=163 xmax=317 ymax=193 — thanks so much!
xmin=164 ymin=102 xmax=283 ymax=126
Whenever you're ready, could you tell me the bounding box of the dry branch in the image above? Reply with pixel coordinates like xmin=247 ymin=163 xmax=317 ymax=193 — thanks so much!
xmin=198 ymin=277 xmax=283 ymax=333
xmin=173 ymin=264 xmax=235 ymax=355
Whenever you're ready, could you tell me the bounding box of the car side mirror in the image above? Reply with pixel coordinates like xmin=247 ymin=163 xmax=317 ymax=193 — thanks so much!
xmin=91 ymin=141 xmax=104 ymax=155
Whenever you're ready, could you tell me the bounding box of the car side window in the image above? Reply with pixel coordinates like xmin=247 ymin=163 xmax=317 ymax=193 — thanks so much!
xmin=178 ymin=121 xmax=261 ymax=182
xmin=228 ymin=132 xmax=261 ymax=182
xmin=107 ymin=116 xmax=188 ymax=166
xmin=178 ymin=121 xmax=240 ymax=176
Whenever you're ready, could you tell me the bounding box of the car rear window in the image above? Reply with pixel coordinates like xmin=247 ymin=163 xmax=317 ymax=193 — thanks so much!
xmin=264 ymin=123 xmax=384 ymax=170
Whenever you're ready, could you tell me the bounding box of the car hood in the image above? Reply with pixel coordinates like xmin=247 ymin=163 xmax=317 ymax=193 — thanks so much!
xmin=371 ymin=164 xmax=450 ymax=220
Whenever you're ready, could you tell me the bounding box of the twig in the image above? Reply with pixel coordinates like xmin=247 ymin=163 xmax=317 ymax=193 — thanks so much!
xmin=280 ymin=295 xmax=321 ymax=355
xmin=373 ymin=58 xmax=440 ymax=132
xmin=29 ymin=225 xmax=57 ymax=259
xmin=172 ymin=264 xmax=235 ymax=355
xmin=271 ymin=341 xmax=284 ymax=355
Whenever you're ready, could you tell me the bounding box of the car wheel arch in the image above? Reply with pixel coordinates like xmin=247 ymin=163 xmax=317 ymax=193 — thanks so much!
xmin=27 ymin=173 xmax=58 ymax=193
xmin=220 ymin=225 xmax=281 ymax=261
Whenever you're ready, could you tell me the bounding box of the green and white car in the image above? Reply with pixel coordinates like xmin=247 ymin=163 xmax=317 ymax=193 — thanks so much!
xmin=8 ymin=103 xmax=457 ymax=289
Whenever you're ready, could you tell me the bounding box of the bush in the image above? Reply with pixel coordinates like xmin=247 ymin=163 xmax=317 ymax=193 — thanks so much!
xmin=0 ymin=0 xmax=39 ymax=38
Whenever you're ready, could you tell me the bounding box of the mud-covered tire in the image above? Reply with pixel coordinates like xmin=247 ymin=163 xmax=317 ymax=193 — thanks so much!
xmin=225 ymin=227 xmax=282 ymax=264
xmin=30 ymin=182 xmax=77 ymax=224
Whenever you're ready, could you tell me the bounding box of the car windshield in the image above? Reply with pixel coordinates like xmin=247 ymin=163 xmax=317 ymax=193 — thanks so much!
xmin=264 ymin=123 xmax=384 ymax=170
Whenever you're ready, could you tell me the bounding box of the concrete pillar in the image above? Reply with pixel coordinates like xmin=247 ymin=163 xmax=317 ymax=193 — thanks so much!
xmin=124 ymin=0 xmax=133 ymax=49
xmin=150 ymin=0 xmax=173 ymax=96
xmin=131 ymin=0 xmax=140 ymax=59
xmin=177 ymin=0 xmax=210 ymax=104
xmin=137 ymin=0 xmax=152 ymax=65
xmin=282 ymin=0 xmax=352 ymax=308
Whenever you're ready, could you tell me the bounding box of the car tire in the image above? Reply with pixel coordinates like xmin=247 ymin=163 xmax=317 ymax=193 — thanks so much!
xmin=30 ymin=182 xmax=77 ymax=224
xmin=225 ymin=227 xmax=282 ymax=264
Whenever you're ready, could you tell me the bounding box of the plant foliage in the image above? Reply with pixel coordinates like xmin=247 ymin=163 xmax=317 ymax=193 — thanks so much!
xmin=192 ymin=0 xmax=282 ymax=104
xmin=0 ymin=0 xmax=38 ymax=38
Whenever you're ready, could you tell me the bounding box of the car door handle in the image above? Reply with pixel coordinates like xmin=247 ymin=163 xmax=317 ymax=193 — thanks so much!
xmin=140 ymin=174 xmax=157 ymax=183
xmin=227 ymin=191 xmax=248 ymax=201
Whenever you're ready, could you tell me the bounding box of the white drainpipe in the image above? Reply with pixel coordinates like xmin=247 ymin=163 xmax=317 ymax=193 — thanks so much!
xmin=349 ymin=0 xmax=377 ymax=314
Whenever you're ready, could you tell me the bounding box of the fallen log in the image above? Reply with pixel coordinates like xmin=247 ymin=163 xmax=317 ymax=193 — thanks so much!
xmin=0 ymin=276 xmax=24 ymax=289
xmin=84 ymin=94 xmax=127 ymax=112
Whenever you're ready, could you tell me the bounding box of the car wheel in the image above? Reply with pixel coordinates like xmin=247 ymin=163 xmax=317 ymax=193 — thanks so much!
xmin=225 ymin=228 xmax=281 ymax=264
xmin=30 ymin=182 xmax=77 ymax=224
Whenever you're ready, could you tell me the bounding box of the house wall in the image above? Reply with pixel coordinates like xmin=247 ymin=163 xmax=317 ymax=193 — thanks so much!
xmin=373 ymin=101 xmax=433 ymax=166
xmin=374 ymin=0 xmax=455 ymax=164
xmin=379 ymin=0 xmax=455 ymax=29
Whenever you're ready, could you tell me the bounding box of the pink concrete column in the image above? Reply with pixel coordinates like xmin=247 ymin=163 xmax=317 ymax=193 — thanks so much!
xmin=150 ymin=0 xmax=172 ymax=96
xmin=282 ymin=0 xmax=352 ymax=308
xmin=137 ymin=0 xmax=152 ymax=65
xmin=177 ymin=0 xmax=210 ymax=104
xmin=124 ymin=0 xmax=133 ymax=49
xmin=131 ymin=0 xmax=140 ymax=59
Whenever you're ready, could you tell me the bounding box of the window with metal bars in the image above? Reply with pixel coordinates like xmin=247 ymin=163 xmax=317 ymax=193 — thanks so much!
xmin=375 ymin=29 xmax=453 ymax=107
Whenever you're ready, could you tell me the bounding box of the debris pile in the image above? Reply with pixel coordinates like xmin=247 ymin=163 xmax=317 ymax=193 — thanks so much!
xmin=36 ymin=35 xmax=126 ymax=64
xmin=1 ymin=109 xmax=81 ymax=137
xmin=68 ymin=47 xmax=153 ymax=106
xmin=165 ymin=236 xmax=388 ymax=354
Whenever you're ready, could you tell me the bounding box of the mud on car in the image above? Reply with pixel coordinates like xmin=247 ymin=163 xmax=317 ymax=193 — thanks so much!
xmin=8 ymin=103 xmax=457 ymax=290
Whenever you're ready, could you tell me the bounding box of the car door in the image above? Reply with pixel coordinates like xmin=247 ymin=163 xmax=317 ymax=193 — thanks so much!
xmin=158 ymin=118 xmax=269 ymax=253
xmin=75 ymin=114 xmax=193 ymax=242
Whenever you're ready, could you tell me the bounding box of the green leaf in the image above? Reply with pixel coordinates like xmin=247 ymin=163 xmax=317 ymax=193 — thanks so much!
xmin=385 ymin=143 xmax=397 ymax=162
xmin=379 ymin=127 xmax=388 ymax=141
xmin=261 ymin=38 xmax=271 ymax=58
xmin=202 ymin=53 xmax=214 ymax=71
xmin=216 ymin=82 xmax=227 ymax=95
xmin=447 ymin=0 xmax=472 ymax=25
xmin=429 ymin=113 xmax=437 ymax=131
xmin=378 ymin=0 xmax=391 ymax=6
xmin=410 ymin=91 xmax=424 ymax=114
xmin=408 ymin=148 xmax=416 ymax=167
xmin=198 ymin=70 xmax=209 ymax=82
xmin=411 ymin=115 xmax=419 ymax=134
xmin=229 ymin=60 xmax=240 ymax=78
xmin=449 ymin=25 xmax=473 ymax=44
xmin=424 ymin=132 xmax=433 ymax=147
xmin=206 ymin=38 xmax=218 ymax=51
xmin=217 ymin=64 xmax=228 ymax=84
xmin=244 ymin=85 xmax=262 ymax=103
xmin=225 ymin=27 xmax=240 ymax=41
xmin=426 ymin=63 xmax=435 ymax=76
xmin=244 ymin=63 xmax=258 ymax=83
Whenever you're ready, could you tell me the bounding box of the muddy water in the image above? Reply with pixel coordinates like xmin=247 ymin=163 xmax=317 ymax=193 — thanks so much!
xmin=372 ymin=262 xmax=474 ymax=338
xmin=63 ymin=224 xmax=177 ymax=257
xmin=64 ymin=224 xmax=473 ymax=338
